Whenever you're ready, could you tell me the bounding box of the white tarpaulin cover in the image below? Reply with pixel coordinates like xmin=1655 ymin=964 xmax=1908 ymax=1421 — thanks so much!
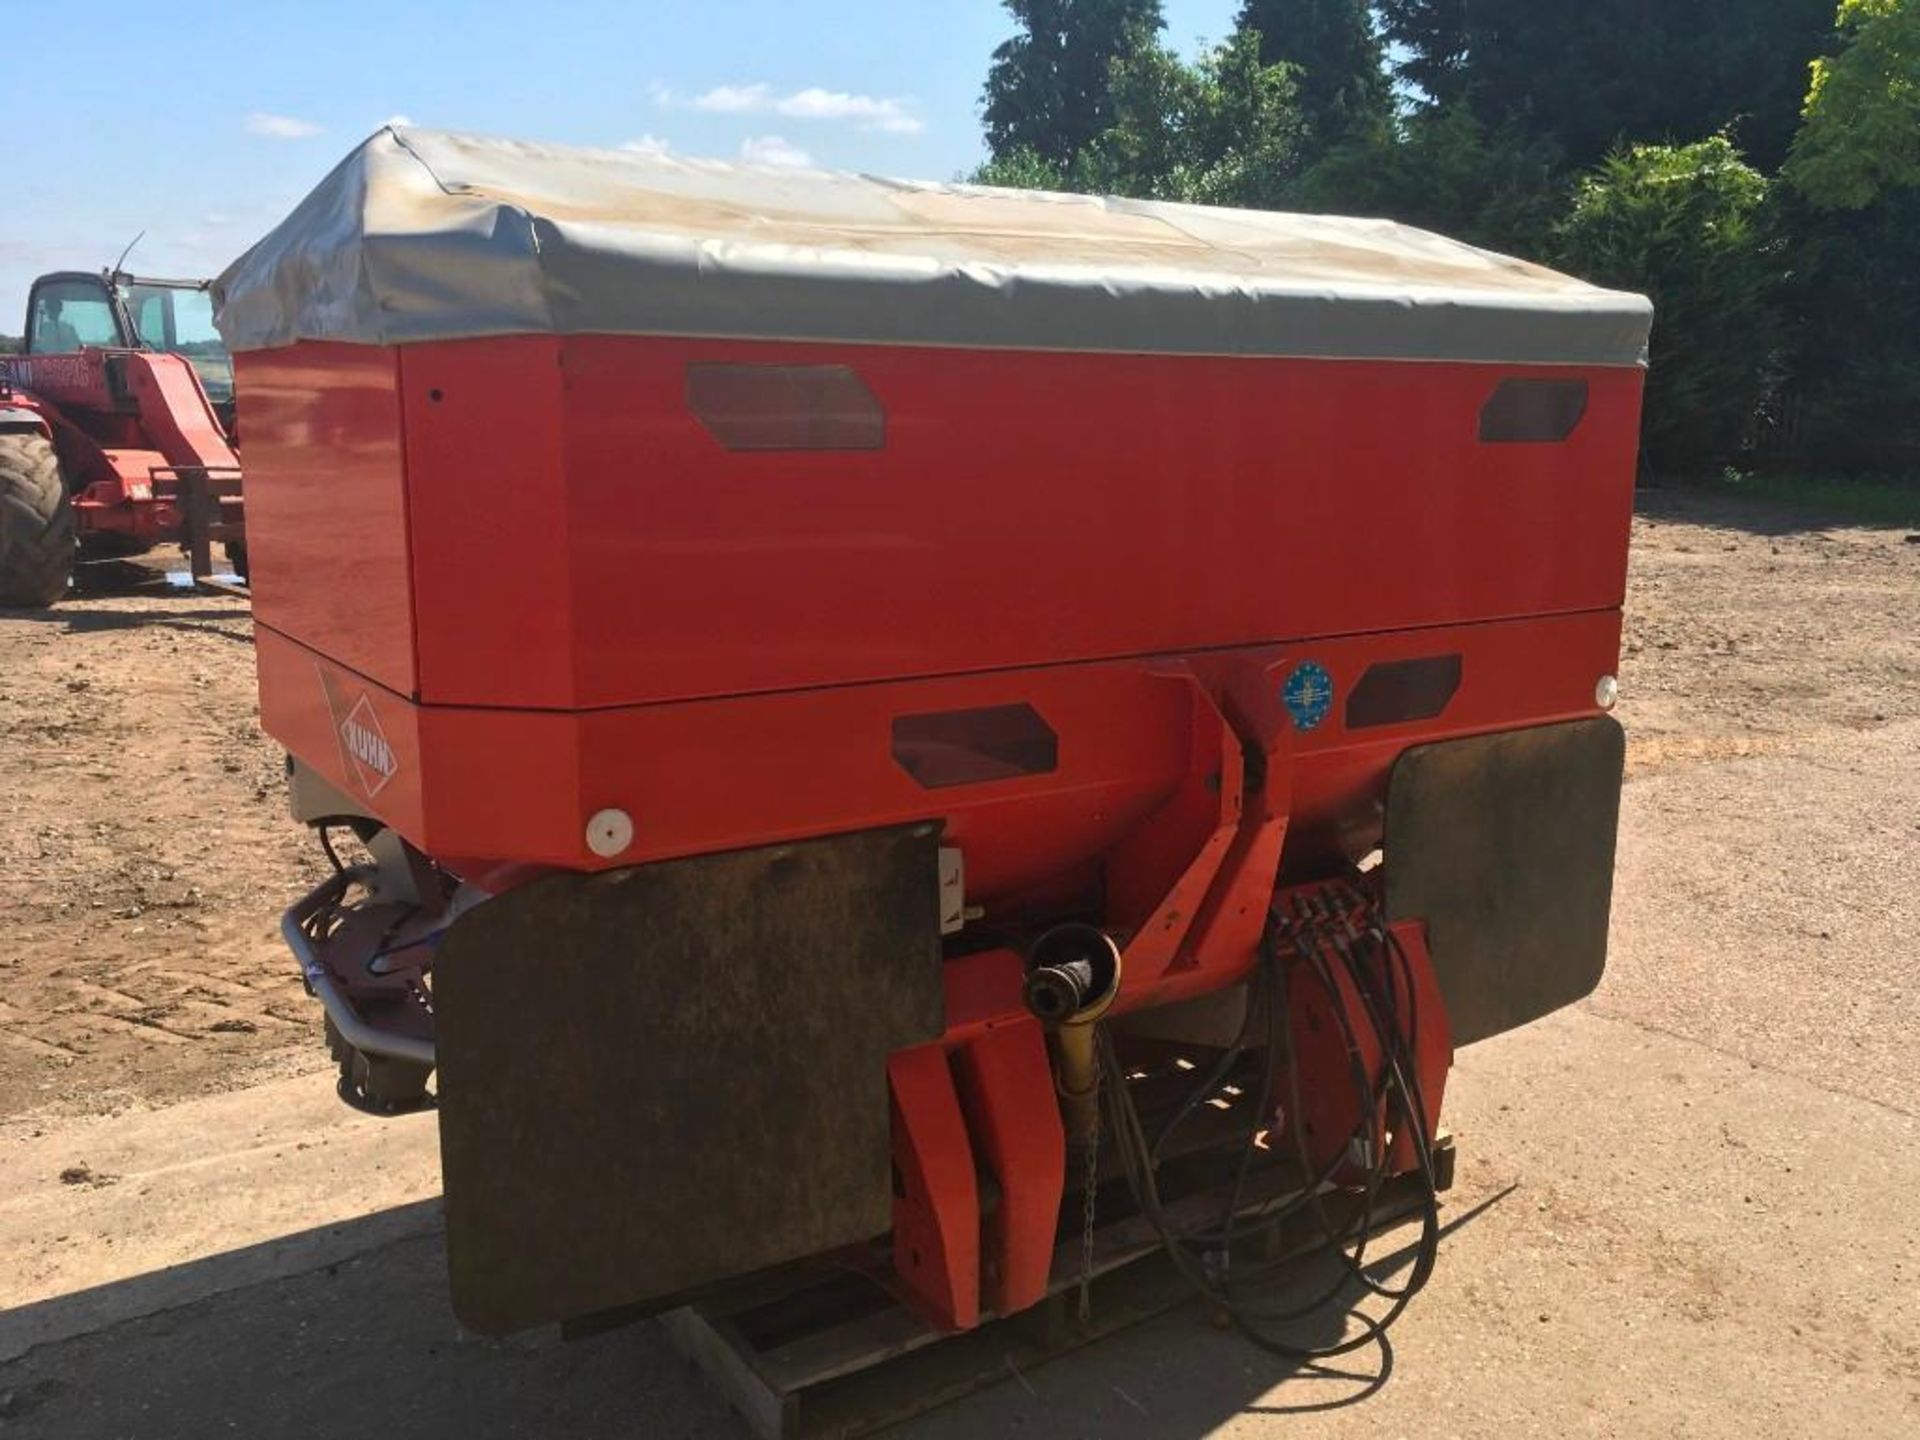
xmin=214 ymin=127 xmax=1652 ymax=366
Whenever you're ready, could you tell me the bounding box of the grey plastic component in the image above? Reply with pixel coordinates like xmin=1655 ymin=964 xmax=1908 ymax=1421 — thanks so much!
xmin=282 ymin=869 xmax=437 ymax=1068
xmin=287 ymin=756 xmax=373 ymax=826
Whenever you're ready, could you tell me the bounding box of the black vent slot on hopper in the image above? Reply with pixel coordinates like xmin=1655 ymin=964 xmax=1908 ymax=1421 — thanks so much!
xmin=686 ymin=363 xmax=885 ymax=451
xmin=1478 ymin=378 xmax=1589 ymax=443
xmin=1346 ymin=655 xmax=1464 ymax=730
xmin=891 ymin=704 xmax=1059 ymax=790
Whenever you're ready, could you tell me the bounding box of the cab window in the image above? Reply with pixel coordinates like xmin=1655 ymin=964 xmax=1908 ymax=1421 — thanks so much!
xmin=28 ymin=280 xmax=121 ymax=353
xmin=127 ymin=283 xmax=233 ymax=405
xmin=130 ymin=285 xmax=221 ymax=352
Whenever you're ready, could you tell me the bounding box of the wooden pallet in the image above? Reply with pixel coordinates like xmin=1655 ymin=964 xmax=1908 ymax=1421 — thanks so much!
xmin=662 ymin=1138 xmax=1450 ymax=1440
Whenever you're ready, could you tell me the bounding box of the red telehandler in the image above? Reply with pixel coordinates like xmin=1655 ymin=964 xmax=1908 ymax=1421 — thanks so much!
xmin=0 ymin=269 xmax=243 ymax=606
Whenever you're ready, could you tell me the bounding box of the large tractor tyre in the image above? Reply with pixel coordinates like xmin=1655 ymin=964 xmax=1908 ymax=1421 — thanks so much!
xmin=0 ymin=432 xmax=76 ymax=608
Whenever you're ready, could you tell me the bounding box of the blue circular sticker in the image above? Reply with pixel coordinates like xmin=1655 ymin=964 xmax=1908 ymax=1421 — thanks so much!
xmin=1282 ymin=661 xmax=1335 ymax=731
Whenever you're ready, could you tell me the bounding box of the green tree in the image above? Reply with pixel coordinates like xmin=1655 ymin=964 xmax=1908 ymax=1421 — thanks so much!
xmin=1787 ymin=0 xmax=1920 ymax=209
xmin=981 ymin=0 xmax=1166 ymax=169
xmin=969 ymin=146 xmax=1072 ymax=191
xmin=1381 ymin=2 xmax=1835 ymax=173
xmin=1292 ymin=103 xmax=1565 ymax=255
xmin=1235 ymin=1 xmax=1392 ymax=158
xmin=1776 ymin=3 xmax=1920 ymax=469
xmin=1082 ymin=30 xmax=1308 ymax=207
xmin=1374 ymin=0 xmax=1469 ymax=108
xmin=1557 ymin=137 xmax=1781 ymax=472
xmin=1770 ymin=189 xmax=1920 ymax=468
xmin=971 ymin=31 xmax=1307 ymax=208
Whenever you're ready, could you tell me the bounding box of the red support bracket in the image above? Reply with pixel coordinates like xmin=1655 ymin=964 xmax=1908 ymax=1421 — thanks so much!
xmin=887 ymin=1044 xmax=980 ymax=1330
xmin=950 ymin=1018 xmax=1064 ymax=1317
xmin=1126 ymin=651 xmax=1295 ymax=1013
xmin=1108 ymin=670 xmax=1242 ymax=986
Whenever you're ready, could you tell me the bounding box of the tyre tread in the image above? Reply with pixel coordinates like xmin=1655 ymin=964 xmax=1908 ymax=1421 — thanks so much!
xmin=0 ymin=432 xmax=76 ymax=607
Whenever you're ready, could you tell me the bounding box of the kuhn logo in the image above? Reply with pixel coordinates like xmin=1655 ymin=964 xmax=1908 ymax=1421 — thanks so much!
xmin=339 ymin=696 xmax=397 ymax=796
xmin=314 ymin=663 xmax=401 ymax=801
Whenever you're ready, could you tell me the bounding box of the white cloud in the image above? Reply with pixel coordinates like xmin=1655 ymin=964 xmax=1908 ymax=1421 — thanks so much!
xmin=688 ymin=83 xmax=921 ymax=135
xmin=777 ymin=88 xmax=922 ymax=134
xmin=620 ymin=134 xmax=672 ymax=157
xmin=245 ymin=111 xmax=322 ymax=140
xmin=693 ymin=83 xmax=771 ymax=114
xmin=739 ymin=135 xmax=813 ymax=169
xmin=383 ymin=113 xmax=414 ymax=128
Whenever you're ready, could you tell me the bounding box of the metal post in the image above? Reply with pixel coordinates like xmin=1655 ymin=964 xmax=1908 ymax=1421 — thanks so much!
xmin=181 ymin=468 xmax=213 ymax=580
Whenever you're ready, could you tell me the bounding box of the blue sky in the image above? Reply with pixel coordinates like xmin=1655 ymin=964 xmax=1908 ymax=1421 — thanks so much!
xmin=0 ymin=0 xmax=1241 ymax=328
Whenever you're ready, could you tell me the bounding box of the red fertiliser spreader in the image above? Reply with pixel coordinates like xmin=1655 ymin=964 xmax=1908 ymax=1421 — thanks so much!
xmin=216 ymin=127 xmax=1649 ymax=1388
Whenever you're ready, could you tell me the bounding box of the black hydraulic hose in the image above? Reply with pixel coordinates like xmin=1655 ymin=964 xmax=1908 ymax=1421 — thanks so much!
xmin=1094 ymin=879 xmax=1445 ymax=1361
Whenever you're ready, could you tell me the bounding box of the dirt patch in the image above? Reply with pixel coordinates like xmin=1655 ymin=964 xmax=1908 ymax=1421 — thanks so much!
xmin=0 ymin=495 xmax=1914 ymax=1124
xmin=0 ymin=563 xmax=321 ymax=1121
xmin=1620 ymin=488 xmax=1920 ymax=778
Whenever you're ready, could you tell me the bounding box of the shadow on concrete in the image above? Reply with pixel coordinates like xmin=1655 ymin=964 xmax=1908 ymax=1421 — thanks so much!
xmin=0 ymin=1184 xmax=1512 ymax=1439
xmin=907 ymin=1182 xmax=1515 ymax=1439
xmin=0 ymin=1213 xmax=740 ymax=1440
xmin=0 ymin=1201 xmax=443 ymax=1368
xmin=1 ymin=567 xmax=250 ymax=642
xmin=0 ymin=555 xmax=248 ymax=641
xmin=69 ymin=558 xmax=179 ymax=596
xmin=7 ymin=606 xmax=251 ymax=642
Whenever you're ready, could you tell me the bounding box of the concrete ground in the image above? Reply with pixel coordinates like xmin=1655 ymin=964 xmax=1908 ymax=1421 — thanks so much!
xmin=1 ymin=494 xmax=1916 ymax=1437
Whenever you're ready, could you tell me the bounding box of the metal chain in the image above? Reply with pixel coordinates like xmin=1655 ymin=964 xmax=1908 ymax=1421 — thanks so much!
xmin=1077 ymin=1035 xmax=1102 ymax=1326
